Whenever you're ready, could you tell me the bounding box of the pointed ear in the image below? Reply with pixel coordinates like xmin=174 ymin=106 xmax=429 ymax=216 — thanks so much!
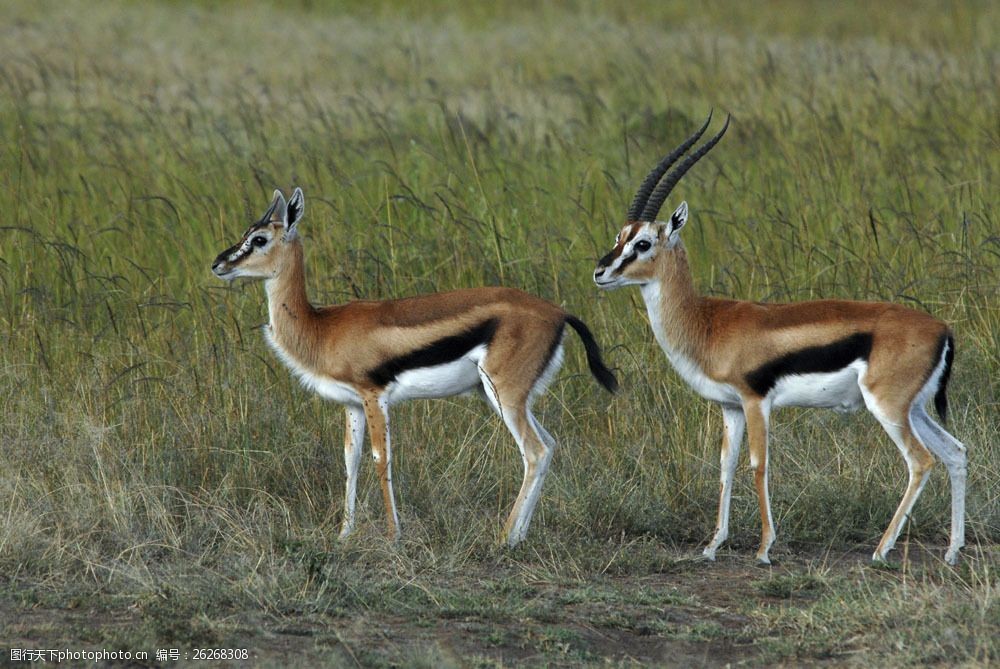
xmin=662 ymin=201 xmax=688 ymax=247
xmin=284 ymin=187 xmax=304 ymax=231
xmin=266 ymin=189 xmax=287 ymax=223
xmin=669 ymin=201 xmax=688 ymax=233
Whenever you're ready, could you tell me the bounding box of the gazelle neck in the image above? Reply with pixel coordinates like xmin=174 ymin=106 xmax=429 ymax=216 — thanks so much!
xmin=639 ymin=240 xmax=707 ymax=360
xmin=264 ymin=240 xmax=317 ymax=350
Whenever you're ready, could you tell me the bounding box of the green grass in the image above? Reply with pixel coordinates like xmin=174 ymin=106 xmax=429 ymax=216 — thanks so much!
xmin=1 ymin=0 xmax=997 ymax=665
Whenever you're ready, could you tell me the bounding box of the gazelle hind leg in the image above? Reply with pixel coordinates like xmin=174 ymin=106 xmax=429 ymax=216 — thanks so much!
xmin=530 ymin=412 xmax=557 ymax=450
xmin=704 ymin=406 xmax=746 ymax=560
xmin=478 ymin=356 xmax=558 ymax=548
xmin=503 ymin=408 xmax=555 ymax=546
xmin=912 ymin=408 xmax=967 ymax=564
xmin=340 ymin=405 xmax=366 ymax=539
xmin=862 ymin=390 xmax=935 ymax=563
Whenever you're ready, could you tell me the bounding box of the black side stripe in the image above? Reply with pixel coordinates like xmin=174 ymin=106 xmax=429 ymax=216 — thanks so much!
xmin=367 ymin=318 xmax=499 ymax=387
xmin=745 ymin=332 xmax=874 ymax=397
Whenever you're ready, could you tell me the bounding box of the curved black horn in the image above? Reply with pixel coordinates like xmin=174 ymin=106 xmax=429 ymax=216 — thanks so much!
xmin=639 ymin=114 xmax=730 ymax=223
xmin=254 ymin=191 xmax=283 ymax=224
xmin=626 ymin=110 xmax=713 ymax=222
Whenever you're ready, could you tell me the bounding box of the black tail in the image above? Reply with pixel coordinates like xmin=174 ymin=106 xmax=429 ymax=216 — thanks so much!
xmin=934 ymin=334 xmax=955 ymax=424
xmin=565 ymin=315 xmax=618 ymax=393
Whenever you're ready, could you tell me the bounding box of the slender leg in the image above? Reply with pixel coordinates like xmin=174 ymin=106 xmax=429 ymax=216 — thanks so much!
xmin=502 ymin=406 xmax=553 ymax=547
xmin=339 ymin=405 xmax=366 ymax=539
xmin=361 ymin=393 xmax=400 ymax=541
xmin=703 ymin=405 xmax=746 ymax=560
xmin=744 ymin=398 xmax=775 ymax=564
xmin=862 ymin=395 xmax=935 ymax=562
xmin=476 ymin=335 xmax=563 ymax=549
xmin=530 ymin=413 xmax=557 ymax=450
xmin=508 ymin=411 xmax=557 ymax=545
xmin=478 ymin=367 xmax=504 ymax=419
xmin=479 ymin=366 xmax=554 ymax=547
xmin=912 ymin=408 xmax=967 ymax=564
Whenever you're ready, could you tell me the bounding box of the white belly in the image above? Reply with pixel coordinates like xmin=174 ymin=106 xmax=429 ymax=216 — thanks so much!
xmin=384 ymin=357 xmax=483 ymax=404
xmin=770 ymin=362 xmax=865 ymax=411
xmin=266 ymin=327 xmax=487 ymax=406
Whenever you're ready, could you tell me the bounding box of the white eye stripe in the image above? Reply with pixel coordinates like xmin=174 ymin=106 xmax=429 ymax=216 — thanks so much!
xmin=229 ymin=233 xmax=269 ymax=261
xmin=228 ymin=241 xmax=251 ymax=262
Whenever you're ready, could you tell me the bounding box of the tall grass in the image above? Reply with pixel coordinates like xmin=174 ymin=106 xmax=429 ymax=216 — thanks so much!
xmin=0 ymin=0 xmax=997 ymax=663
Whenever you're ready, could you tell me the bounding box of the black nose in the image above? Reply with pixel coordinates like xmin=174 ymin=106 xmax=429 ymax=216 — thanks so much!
xmin=594 ymin=267 xmax=606 ymax=277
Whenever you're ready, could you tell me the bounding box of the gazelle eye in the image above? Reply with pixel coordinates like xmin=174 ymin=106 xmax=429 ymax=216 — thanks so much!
xmin=252 ymin=236 xmax=267 ymax=248
xmin=635 ymin=240 xmax=652 ymax=252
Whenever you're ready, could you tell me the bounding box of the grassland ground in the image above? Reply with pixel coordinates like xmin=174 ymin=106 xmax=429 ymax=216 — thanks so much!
xmin=4 ymin=543 xmax=998 ymax=667
xmin=1 ymin=0 xmax=997 ymax=666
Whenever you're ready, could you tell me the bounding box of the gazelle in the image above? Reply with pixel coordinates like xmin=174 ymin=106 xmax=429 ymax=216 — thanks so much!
xmin=594 ymin=112 xmax=967 ymax=565
xmin=212 ymin=188 xmax=617 ymax=547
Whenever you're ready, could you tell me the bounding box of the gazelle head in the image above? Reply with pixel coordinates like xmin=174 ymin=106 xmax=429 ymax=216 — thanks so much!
xmin=594 ymin=112 xmax=729 ymax=289
xmin=212 ymin=188 xmax=305 ymax=281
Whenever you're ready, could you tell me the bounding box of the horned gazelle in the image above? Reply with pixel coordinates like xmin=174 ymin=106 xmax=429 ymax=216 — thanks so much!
xmin=594 ymin=112 xmax=967 ymax=565
xmin=212 ymin=188 xmax=617 ymax=546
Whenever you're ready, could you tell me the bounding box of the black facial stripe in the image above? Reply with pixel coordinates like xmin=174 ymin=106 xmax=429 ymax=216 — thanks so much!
xmin=745 ymin=332 xmax=874 ymax=397
xmin=616 ymin=252 xmax=639 ymax=273
xmin=367 ymin=318 xmax=500 ymax=387
xmin=597 ymin=249 xmax=616 ymax=267
xmin=214 ymin=243 xmax=242 ymax=266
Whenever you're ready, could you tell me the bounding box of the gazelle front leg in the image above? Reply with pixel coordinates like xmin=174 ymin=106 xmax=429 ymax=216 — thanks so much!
xmin=361 ymin=393 xmax=400 ymax=541
xmin=744 ymin=398 xmax=776 ymax=564
xmin=703 ymin=405 xmax=746 ymax=560
xmin=339 ymin=405 xmax=366 ymax=539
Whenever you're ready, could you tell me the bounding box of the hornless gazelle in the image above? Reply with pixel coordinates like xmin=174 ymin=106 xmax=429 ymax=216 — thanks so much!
xmin=212 ymin=188 xmax=617 ymax=547
xmin=594 ymin=112 xmax=967 ymax=565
